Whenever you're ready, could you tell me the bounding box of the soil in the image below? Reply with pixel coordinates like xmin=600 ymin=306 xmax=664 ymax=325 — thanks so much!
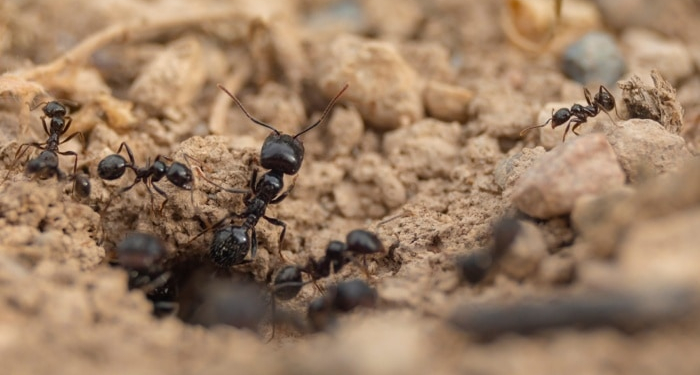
xmin=1 ymin=1 xmax=700 ymax=374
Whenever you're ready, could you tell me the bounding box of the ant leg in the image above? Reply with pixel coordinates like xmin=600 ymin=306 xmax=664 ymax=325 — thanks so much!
xmin=41 ymin=117 xmax=51 ymax=137
xmin=58 ymin=149 xmax=79 ymax=178
xmin=583 ymin=87 xmax=594 ymax=106
xmin=263 ymin=215 xmax=287 ymax=261
xmin=251 ymin=229 xmax=258 ymax=259
xmin=116 ymin=142 xmax=137 ymax=166
xmin=249 ymin=168 xmax=258 ymax=192
xmin=270 ymin=176 xmax=297 ymax=204
xmin=151 ymin=181 xmax=169 ymax=215
xmin=187 ymin=212 xmax=244 ymax=244
xmin=192 ymin=167 xmax=247 ymax=195
xmin=59 ymin=131 xmax=85 ymax=147
xmin=562 ymin=121 xmax=573 ymax=142
xmin=570 ymin=119 xmax=586 ymax=136
xmin=59 ymin=116 xmax=73 ymax=136
xmin=3 ymin=142 xmax=45 ymax=181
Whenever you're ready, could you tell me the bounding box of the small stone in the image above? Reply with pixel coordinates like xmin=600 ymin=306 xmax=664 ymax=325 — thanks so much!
xmin=493 ymin=146 xmax=546 ymax=199
xmin=512 ymin=133 xmax=626 ymax=219
xmin=537 ymin=253 xmax=576 ymax=285
xmin=561 ymin=31 xmax=626 ymax=86
xmin=423 ymin=80 xmax=473 ymax=122
xmin=595 ymin=118 xmax=692 ymax=182
xmin=326 ymin=105 xmax=365 ymax=158
xmin=317 ymin=34 xmax=423 ymax=130
xmin=621 ymin=29 xmax=694 ymax=85
xmin=497 ymin=221 xmax=547 ymax=280
xmin=128 ymin=37 xmax=206 ymax=112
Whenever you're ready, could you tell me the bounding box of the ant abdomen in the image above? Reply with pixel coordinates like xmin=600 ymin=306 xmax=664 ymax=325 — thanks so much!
xmin=25 ymin=150 xmax=60 ymax=179
xmin=346 ymin=229 xmax=384 ymax=255
xmin=209 ymin=226 xmax=250 ymax=267
xmin=97 ymin=154 xmax=128 ymax=180
xmin=273 ymin=265 xmax=304 ymax=300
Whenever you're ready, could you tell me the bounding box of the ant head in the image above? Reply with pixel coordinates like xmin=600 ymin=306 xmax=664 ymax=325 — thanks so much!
xmin=260 ymin=133 xmax=305 ymax=175
xmin=97 ymin=154 xmax=128 ymax=180
xmin=116 ymin=232 xmax=168 ymax=272
xmin=25 ymin=150 xmax=59 ymax=177
xmin=43 ymin=101 xmax=67 ymax=118
xmin=73 ymin=173 xmax=91 ymax=198
xmin=217 ymin=83 xmax=349 ymax=175
xmin=166 ymin=162 xmax=194 ymax=190
xmin=209 ymin=226 xmax=250 ymax=268
xmin=273 ymin=265 xmax=304 ymax=300
xmin=346 ymin=229 xmax=384 ymax=255
xmin=594 ymin=87 xmax=616 ymax=112
xmin=551 ymin=108 xmax=572 ymax=126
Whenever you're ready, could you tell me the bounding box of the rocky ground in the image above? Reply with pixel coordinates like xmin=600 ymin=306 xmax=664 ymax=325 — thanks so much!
xmin=1 ymin=0 xmax=700 ymax=374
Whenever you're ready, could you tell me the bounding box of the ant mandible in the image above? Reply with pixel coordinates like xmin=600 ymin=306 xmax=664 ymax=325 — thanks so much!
xmin=97 ymin=142 xmax=194 ymax=213
xmin=520 ymin=85 xmax=618 ymax=142
xmin=5 ymin=100 xmax=88 ymax=195
xmin=204 ymin=83 xmax=349 ymax=268
xmin=272 ymin=229 xmax=385 ymax=301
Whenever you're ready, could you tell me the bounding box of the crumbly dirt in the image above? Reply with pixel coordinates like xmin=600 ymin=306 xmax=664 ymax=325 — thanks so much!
xmin=1 ymin=1 xmax=700 ymax=374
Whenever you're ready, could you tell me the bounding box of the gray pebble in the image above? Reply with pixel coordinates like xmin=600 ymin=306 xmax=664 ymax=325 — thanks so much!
xmin=561 ymin=32 xmax=626 ymax=86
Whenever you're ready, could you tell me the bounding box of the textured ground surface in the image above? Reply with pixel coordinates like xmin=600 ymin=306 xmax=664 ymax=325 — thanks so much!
xmin=1 ymin=1 xmax=700 ymax=374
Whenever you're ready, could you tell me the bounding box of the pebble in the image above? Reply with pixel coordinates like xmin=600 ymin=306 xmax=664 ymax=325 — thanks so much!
xmin=511 ymin=133 xmax=625 ymax=219
xmin=561 ymin=31 xmax=626 ymax=86
xmin=317 ymin=34 xmax=423 ymax=130
xmin=594 ymin=118 xmax=692 ymax=182
xmin=493 ymin=146 xmax=546 ymax=199
xmin=128 ymin=37 xmax=205 ymax=112
xmin=621 ymin=28 xmax=694 ymax=85
xmin=423 ymin=80 xmax=473 ymax=123
xmin=497 ymin=221 xmax=547 ymax=281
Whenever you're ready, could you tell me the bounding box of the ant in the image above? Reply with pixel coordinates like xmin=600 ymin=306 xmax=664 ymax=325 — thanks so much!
xmin=203 ymin=83 xmax=349 ymax=268
xmin=114 ymin=231 xmax=170 ymax=290
xmin=272 ymin=229 xmax=385 ymax=301
xmin=97 ymin=142 xmax=194 ymax=213
xmin=307 ymin=279 xmax=377 ymax=331
xmin=5 ymin=100 xmax=87 ymax=194
xmin=520 ymin=85 xmax=618 ymax=142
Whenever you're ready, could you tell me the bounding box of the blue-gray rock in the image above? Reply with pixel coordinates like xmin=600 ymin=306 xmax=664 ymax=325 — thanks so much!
xmin=561 ymin=32 xmax=626 ymax=86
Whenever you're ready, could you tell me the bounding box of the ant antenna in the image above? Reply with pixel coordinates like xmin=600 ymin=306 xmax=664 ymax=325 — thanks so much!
xmin=217 ymin=84 xmax=281 ymax=135
xmin=519 ymin=116 xmax=553 ymax=137
xmin=28 ymin=101 xmax=49 ymax=112
xmin=293 ymin=83 xmax=349 ymax=139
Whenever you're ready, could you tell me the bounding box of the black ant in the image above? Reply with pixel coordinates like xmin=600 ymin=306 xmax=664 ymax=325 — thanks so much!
xmin=5 ymin=100 xmax=87 ymax=194
xmin=97 ymin=142 xmax=194 ymax=213
xmin=272 ymin=229 xmax=385 ymax=301
xmin=520 ymin=85 xmax=618 ymax=142
xmin=307 ymin=279 xmax=377 ymax=331
xmin=203 ymin=83 xmax=349 ymax=268
xmin=114 ymin=231 xmax=170 ymax=290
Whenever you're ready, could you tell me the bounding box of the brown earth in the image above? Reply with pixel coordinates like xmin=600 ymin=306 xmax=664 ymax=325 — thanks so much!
xmin=1 ymin=1 xmax=700 ymax=374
